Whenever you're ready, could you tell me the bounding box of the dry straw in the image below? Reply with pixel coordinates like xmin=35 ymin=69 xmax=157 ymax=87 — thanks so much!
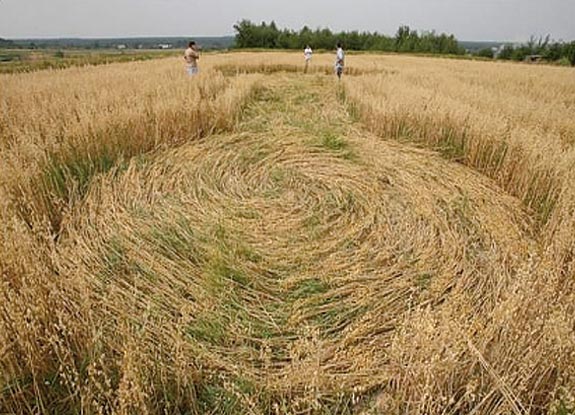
xmin=1 ymin=52 xmax=574 ymax=414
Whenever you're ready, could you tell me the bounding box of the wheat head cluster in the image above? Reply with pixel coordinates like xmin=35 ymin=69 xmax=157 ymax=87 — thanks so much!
xmin=0 ymin=52 xmax=574 ymax=414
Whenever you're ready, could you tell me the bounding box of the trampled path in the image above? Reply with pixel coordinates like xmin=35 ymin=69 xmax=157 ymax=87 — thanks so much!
xmin=61 ymin=73 xmax=536 ymax=412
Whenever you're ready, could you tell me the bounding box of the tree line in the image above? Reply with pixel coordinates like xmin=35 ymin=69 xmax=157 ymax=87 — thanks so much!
xmin=0 ymin=38 xmax=16 ymax=48
xmin=469 ymin=36 xmax=575 ymax=66
xmin=233 ymin=20 xmax=464 ymax=55
xmin=499 ymin=36 xmax=574 ymax=66
xmin=0 ymin=37 xmax=235 ymax=50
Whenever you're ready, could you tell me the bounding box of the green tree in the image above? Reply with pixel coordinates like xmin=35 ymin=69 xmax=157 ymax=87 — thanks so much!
xmin=233 ymin=19 xmax=257 ymax=48
xmin=498 ymin=45 xmax=514 ymax=60
xmin=475 ymin=48 xmax=494 ymax=59
xmin=0 ymin=37 xmax=16 ymax=48
xmin=565 ymin=41 xmax=575 ymax=66
xmin=232 ymin=20 xmax=465 ymax=56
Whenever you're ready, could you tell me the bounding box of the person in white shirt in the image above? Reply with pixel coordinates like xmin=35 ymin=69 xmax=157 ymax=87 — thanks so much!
xmin=335 ymin=42 xmax=345 ymax=79
xmin=304 ymin=45 xmax=313 ymax=73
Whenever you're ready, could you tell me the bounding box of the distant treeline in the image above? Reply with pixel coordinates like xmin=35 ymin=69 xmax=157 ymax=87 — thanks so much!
xmin=473 ymin=36 xmax=575 ymax=66
xmin=0 ymin=37 xmax=235 ymax=50
xmin=0 ymin=38 xmax=15 ymax=48
xmin=233 ymin=20 xmax=464 ymax=55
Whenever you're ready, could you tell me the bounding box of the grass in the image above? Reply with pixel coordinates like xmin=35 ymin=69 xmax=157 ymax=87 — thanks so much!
xmin=341 ymin=54 xmax=574 ymax=228
xmin=553 ymin=401 xmax=575 ymax=415
xmin=3 ymin=64 xmax=261 ymax=234
xmin=186 ymin=314 xmax=228 ymax=345
xmin=0 ymin=49 xmax=176 ymax=74
xmin=320 ymin=131 xmax=347 ymax=151
xmin=146 ymin=221 xmax=200 ymax=262
xmin=289 ymin=278 xmax=330 ymax=300
xmin=1 ymin=52 xmax=575 ymax=414
xmin=415 ymin=273 xmax=433 ymax=291
xmin=197 ymin=384 xmax=243 ymax=414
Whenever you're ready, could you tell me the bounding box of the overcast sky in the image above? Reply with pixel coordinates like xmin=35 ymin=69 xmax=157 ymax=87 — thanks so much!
xmin=0 ymin=0 xmax=573 ymax=42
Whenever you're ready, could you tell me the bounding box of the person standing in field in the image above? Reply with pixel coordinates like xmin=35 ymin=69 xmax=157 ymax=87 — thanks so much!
xmin=335 ymin=42 xmax=345 ymax=79
xmin=304 ymin=45 xmax=313 ymax=73
xmin=184 ymin=41 xmax=200 ymax=76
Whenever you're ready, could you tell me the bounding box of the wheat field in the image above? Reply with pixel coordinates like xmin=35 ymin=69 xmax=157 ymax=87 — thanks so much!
xmin=1 ymin=52 xmax=574 ymax=414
